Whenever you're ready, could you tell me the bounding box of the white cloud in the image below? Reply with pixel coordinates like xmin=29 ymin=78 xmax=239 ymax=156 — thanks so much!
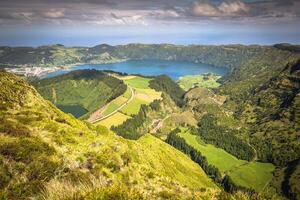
xmin=219 ymin=1 xmax=249 ymax=16
xmin=193 ymin=2 xmax=219 ymax=17
xmin=40 ymin=9 xmax=65 ymax=19
xmin=93 ymin=13 xmax=148 ymax=26
xmin=192 ymin=0 xmax=249 ymax=17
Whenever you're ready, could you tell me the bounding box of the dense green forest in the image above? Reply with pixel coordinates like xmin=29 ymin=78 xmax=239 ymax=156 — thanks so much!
xmin=149 ymin=75 xmax=185 ymax=107
xmin=197 ymin=114 xmax=255 ymax=161
xmin=111 ymin=104 xmax=148 ymax=140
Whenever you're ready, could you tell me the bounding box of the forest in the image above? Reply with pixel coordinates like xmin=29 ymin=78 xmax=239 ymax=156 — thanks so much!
xmin=197 ymin=114 xmax=255 ymax=161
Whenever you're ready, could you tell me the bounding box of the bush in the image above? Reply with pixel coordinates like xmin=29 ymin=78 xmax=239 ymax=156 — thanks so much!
xmin=27 ymin=156 xmax=61 ymax=181
xmin=95 ymin=125 xmax=109 ymax=135
xmin=0 ymin=157 xmax=11 ymax=189
xmin=8 ymin=180 xmax=45 ymax=199
xmin=84 ymin=185 xmax=144 ymax=200
xmin=0 ymin=137 xmax=56 ymax=164
xmin=62 ymin=169 xmax=92 ymax=184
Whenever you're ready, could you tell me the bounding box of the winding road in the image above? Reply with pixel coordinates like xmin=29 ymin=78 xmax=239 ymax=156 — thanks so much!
xmin=89 ymin=86 xmax=135 ymax=124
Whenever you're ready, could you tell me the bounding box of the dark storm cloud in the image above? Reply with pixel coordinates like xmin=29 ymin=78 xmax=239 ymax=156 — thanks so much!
xmin=0 ymin=0 xmax=299 ymax=26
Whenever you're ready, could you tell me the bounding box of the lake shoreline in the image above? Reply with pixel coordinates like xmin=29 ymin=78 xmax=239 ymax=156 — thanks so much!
xmin=43 ymin=59 xmax=229 ymax=80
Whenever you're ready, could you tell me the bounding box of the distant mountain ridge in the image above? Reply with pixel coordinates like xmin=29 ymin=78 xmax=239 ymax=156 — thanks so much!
xmin=1 ymin=43 xmax=296 ymax=69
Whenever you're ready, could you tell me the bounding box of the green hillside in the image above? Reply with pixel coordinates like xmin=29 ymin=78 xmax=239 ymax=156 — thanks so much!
xmin=1 ymin=43 xmax=300 ymax=199
xmin=219 ymin=56 xmax=300 ymax=166
xmin=178 ymin=73 xmax=221 ymax=91
xmin=0 ymin=44 xmax=281 ymax=69
xmin=33 ymin=70 xmax=127 ymax=118
xmin=0 ymin=71 xmax=220 ymax=199
xmin=178 ymin=129 xmax=275 ymax=192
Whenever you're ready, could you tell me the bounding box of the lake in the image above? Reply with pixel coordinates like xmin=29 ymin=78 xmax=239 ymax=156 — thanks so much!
xmin=56 ymin=104 xmax=88 ymax=118
xmin=44 ymin=60 xmax=228 ymax=80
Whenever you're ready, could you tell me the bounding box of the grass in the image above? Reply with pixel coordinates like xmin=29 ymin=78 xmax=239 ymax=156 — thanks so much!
xmin=120 ymin=98 xmax=148 ymax=116
xmin=0 ymin=70 xmax=218 ymax=198
xmin=122 ymin=87 xmax=132 ymax=98
xmin=178 ymin=129 xmax=275 ymax=192
xmin=101 ymin=76 xmax=161 ymax=123
xmin=96 ymin=112 xmax=131 ymax=128
xmin=93 ymin=76 xmax=161 ymax=129
xmin=135 ymin=134 xmax=217 ymax=189
xmin=178 ymin=130 xmax=246 ymax=172
xmin=178 ymin=74 xmax=221 ymax=91
xmin=229 ymin=162 xmax=275 ymax=191
xmin=120 ymin=77 xmax=161 ymax=116
xmin=135 ymin=88 xmax=162 ymax=102
xmin=124 ymin=77 xmax=151 ymax=89
xmin=103 ymin=97 xmax=128 ymax=116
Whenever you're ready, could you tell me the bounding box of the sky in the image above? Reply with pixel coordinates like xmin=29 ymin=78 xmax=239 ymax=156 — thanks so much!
xmin=0 ymin=0 xmax=299 ymax=46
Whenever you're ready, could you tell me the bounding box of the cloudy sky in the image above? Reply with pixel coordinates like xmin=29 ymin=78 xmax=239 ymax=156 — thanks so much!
xmin=0 ymin=0 xmax=299 ymax=46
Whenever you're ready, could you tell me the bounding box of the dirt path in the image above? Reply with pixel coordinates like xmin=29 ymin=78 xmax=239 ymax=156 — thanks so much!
xmin=88 ymin=86 xmax=135 ymax=124
xmin=150 ymin=115 xmax=171 ymax=133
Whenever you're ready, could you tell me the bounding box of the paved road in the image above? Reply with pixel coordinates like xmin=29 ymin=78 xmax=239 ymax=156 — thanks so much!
xmin=90 ymin=86 xmax=135 ymax=124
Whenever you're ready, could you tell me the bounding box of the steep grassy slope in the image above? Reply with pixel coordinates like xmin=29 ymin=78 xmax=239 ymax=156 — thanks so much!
xmin=220 ymin=56 xmax=300 ymax=166
xmin=0 ymin=71 xmax=219 ymax=199
xmin=33 ymin=70 xmax=126 ymax=118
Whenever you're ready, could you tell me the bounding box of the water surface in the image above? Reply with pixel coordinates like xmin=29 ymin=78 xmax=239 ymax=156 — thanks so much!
xmin=56 ymin=104 xmax=88 ymax=118
xmin=44 ymin=60 xmax=228 ymax=80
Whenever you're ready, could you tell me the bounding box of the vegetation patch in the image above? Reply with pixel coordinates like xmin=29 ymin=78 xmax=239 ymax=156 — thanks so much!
xmin=124 ymin=76 xmax=151 ymax=89
xmin=149 ymin=75 xmax=185 ymax=107
xmin=178 ymin=73 xmax=221 ymax=91
xmin=120 ymin=97 xmax=148 ymax=116
xmin=178 ymin=128 xmax=275 ymax=192
xmin=96 ymin=112 xmax=131 ymax=128
xmin=33 ymin=70 xmax=127 ymax=118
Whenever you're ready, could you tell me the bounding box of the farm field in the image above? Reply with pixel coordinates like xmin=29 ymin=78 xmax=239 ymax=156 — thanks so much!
xmin=178 ymin=74 xmax=221 ymax=91
xmin=96 ymin=112 xmax=131 ymax=128
xmin=96 ymin=75 xmax=161 ymax=128
xmin=178 ymin=129 xmax=275 ymax=192
xmin=124 ymin=76 xmax=151 ymax=89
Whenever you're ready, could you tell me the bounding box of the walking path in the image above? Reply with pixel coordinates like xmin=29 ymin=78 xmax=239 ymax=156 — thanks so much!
xmin=89 ymin=86 xmax=134 ymax=123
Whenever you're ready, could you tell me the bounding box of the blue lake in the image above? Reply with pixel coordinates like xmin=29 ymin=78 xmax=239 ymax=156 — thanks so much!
xmin=44 ymin=60 xmax=228 ymax=80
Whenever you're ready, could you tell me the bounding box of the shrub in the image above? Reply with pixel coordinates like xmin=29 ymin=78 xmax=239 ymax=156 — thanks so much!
xmin=8 ymin=180 xmax=45 ymax=199
xmin=95 ymin=125 xmax=109 ymax=135
xmin=0 ymin=157 xmax=11 ymax=189
xmin=0 ymin=137 xmax=56 ymax=164
xmin=84 ymin=185 xmax=144 ymax=200
xmin=27 ymin=156 xmax=61 ymax=181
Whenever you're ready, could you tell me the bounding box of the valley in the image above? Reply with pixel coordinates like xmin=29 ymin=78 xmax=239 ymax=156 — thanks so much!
xmin=178 ymin=128 xmax=275 ymax=192
xmin=0 ymin=43 xmax=300 ymax=199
